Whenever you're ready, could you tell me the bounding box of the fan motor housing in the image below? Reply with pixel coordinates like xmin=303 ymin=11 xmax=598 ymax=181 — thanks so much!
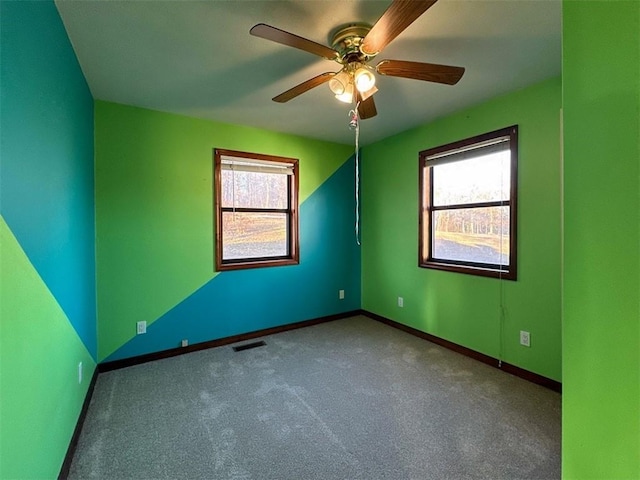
xmin=330 ymin=23 xmax=374 ymax=64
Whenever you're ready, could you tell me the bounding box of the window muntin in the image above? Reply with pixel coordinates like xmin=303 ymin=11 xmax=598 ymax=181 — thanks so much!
xmin=419 ymin=126 xmax=518 ymax=280
xmin=214 ymin=149 xmax=299 ymax=271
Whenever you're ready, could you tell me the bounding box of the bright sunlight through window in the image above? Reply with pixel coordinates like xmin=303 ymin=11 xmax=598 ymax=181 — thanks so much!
xmin=214 ymin=149 xmax=299 ymax=271
xmin=419 ymin=126 xmax=518 ymax=280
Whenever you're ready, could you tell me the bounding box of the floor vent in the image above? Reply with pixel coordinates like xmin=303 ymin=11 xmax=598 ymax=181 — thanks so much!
xmin=232 ymin=340 xmax=266 ymax=352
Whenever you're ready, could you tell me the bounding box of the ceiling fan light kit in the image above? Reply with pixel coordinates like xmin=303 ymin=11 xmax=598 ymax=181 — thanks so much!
xmin=249 ymin=0 xmax=455 ymax=246
xmin=329 ymin=63 xmax=377 ymax=104
xmin=250 ymin=0 xmax=464 ymax=120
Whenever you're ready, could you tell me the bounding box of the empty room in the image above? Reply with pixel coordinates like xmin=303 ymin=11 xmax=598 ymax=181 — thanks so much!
xmin=1 ymin=1 xmax=638 ymax=479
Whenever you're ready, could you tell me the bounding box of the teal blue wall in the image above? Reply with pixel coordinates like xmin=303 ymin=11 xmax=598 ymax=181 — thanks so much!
xmin=3 ymin=1 xmax=595 ymax=477
xmin=105 ymin=158 xmax=361 ymax=361
xmin=1 ymin=0 xmax=97 ymax=355
xmin=0 ymin=1 xmax=97 ymax=477
xmin=92 ymin=100 xmax=361 ymax=362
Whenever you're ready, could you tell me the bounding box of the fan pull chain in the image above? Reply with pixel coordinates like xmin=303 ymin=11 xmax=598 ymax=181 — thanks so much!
xmin=350 ymin=105 xmax=361 ymax=246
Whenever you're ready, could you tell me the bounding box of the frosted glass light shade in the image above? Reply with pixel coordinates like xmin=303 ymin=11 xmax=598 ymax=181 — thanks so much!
xmin=335 ymin=83 xmax=354 ymax=103
xmin=329 ymin=71 xmax=351 ymax=95
xmin=354 ymin=68 xmax=376 ymax=92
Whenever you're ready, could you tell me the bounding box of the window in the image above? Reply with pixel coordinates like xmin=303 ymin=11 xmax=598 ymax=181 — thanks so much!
xmin=419 ymin=126 xmax=518 ymax=280
xmin=214 ymin=149 xmax=299 ymax=271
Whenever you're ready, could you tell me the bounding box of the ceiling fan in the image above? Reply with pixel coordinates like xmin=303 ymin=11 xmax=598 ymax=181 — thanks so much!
xmin=250 ymin=0 xmax=465 ymax=120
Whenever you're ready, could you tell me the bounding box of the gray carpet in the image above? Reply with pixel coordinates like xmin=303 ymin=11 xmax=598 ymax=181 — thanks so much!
xmin=69 ymin=315 xmax=561 ymax=479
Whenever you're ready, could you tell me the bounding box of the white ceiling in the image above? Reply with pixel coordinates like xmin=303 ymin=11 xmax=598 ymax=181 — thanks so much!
xmin=55 ymin=0 xmax=561 ymax=146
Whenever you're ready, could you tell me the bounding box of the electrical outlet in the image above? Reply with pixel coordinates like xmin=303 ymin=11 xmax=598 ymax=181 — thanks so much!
xmin=78 ymin=362 xmax=83 ymax=384
xmin=520 ymin=330 xmax=531 ymax=347
xmin=398 ymin=297 xmax=404 ymax=308
xmin=339 ymin=289 xmax=345 ymax=300
xmin=137 ymin=321 xmax=147 ymax=335
xmin=181 ymin=339 xmax=188 ymax=347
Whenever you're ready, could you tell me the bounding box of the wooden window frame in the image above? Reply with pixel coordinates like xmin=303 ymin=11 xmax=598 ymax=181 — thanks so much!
xmin=418 ymin=126 xmax=518 ymax=280
xmin=214 ymin=148 xmax=299 ymax=271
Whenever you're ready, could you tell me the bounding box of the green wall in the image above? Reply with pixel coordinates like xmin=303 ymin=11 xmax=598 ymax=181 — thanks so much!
xmin=562 ymin=1 xmax=640 ymax=478
xmin=1 ymin=219 xmax=95 ymax=478
xmin=0 ymin=1 xmax=97 ymax=477
xmin=95 ymin=101 xmax=357 ymax=361
xmin=6 ymin=1 xmax=638 ymax=477
xmin=361 ymin=77 xmax=562 ymax=381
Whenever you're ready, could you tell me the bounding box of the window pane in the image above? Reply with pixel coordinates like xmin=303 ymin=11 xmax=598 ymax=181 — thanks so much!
xmin=433 ymin=206 xmax=510 ymax=265
xmin=222 ymin=211 xmax=288 ymax=260
xmin=222 ymin=170 xmax=288 ymax=209
xmin=433 ymin=151 xmax=510 ymax=206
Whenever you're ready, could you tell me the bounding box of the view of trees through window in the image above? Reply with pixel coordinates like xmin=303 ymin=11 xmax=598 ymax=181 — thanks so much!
xmin=222 ymin=170 xmax=288 ymax=209
xmin=419 ymin=125 xmax=518 ymax=279
xmin=214 ymin=148 xmax=299 ymax=271
xmin=431 ymin=151 xmax=511 ymax=266
xmin=221 ymin=170 xmax=289 ymax=260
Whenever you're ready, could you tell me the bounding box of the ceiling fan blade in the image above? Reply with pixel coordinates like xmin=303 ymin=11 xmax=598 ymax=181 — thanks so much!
xmin=356 ymin=91 xmax=377 ymax=119
xmin=272 ymin=72 xmax=336 ymax=103
xmin=360 ymin=0 xmax=438 ymax=56
xmin=250 ymin=23 xmax=339 ymax=60
xmin=376 ymin=59 xmax=465 ymax=85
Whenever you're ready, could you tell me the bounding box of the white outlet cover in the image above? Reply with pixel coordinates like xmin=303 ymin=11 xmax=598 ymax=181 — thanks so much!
xmin=339 ymin=290 xmax=345 ymax=299
xmin=520 ymin=330 xmax=531 ymax=347
xmin=398 ymin=297 xmax=404 ymax=307
xmin=137 ymin=321 xmax=147 ymax=334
